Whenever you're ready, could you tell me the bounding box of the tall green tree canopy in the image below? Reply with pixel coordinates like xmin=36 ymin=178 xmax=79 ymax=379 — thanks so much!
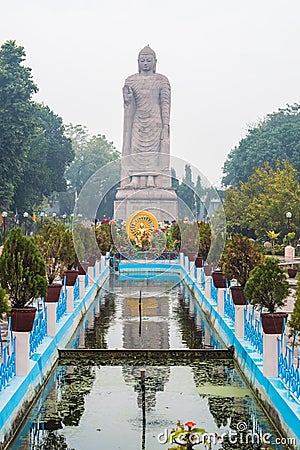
xmin=222 ymin=104 xmax=300 ymax=187
xmin=0 ymin=40 xmax=37 ymax=210
xmin=65 ymin=124 xmax=119 ymax=193
xmin=0 ymin=40 xmax=74 ymax=214
xmin=14 ymin=103 xmax=74 ymax=212
xmin=224 ymin=161 xmax=300 ymax=238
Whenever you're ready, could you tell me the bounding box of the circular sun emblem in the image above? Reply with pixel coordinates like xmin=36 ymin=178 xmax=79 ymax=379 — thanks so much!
xmin=126 ymin=211 xmax=159 ymax=243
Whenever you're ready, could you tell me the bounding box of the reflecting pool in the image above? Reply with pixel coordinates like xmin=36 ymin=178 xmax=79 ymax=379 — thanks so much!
xmin=68 ymin=273 xmax=223 ymax=350
xmin=8 ymin=273 xmax=290 ymax=449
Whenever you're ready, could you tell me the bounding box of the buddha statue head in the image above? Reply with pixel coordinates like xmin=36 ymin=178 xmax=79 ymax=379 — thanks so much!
xmin=138 ymin=45 xmax=157 ymax=73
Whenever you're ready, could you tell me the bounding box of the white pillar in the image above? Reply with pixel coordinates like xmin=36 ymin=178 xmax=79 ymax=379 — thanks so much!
xmin=184 ymin=256 xmax=189 ymax=271
xmin=87 ymin=265 xmax=94 ymax=286
xmin=217 ymin=288 xmax=225 ymax=315
xmin=180 ymin=252 xmax=184 ymax=267
xmin=205 ymin=276 xmax=211 ymax=299
xmin=94 ymin=260 xmax=100 ymax=278
xmin=235 ymin=304 xmax=246 ymax=338
xmin=66 ymin=285 xmax=74 ymax=313
xmin=45 ymin=302 xmax=57 ymax=336
xmin=78 ymin=274 xmax=86 ymax=298
xmin=190 ymin=262 xmax=195 ymax=280
xmin=14 ymin=331 xmax=30 ymax=376
xmin=196 ymin=267 xmax=202 ymax=284
xmin=263 ymin=333 xmax=280 ymax=377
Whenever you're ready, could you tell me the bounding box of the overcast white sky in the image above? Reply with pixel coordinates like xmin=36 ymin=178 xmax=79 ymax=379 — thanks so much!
xmin=1 ymin=0 xmax=300 ymax=186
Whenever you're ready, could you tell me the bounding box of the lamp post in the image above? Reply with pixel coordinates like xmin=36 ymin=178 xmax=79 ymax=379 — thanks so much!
xmin=52 ymin=212 xmax=57 ymax=221
xmin=40 ymin=211 xmax=45 ymax=227
xmin=286 ymin=211 xmax=292 ymax=233
xmin=62 ymin=213 xmax=67 ymax=224
xmin=2 ymin=211 xmax=7 ymax=243
xmin=23 ymin=212 xmax=28 ymax=235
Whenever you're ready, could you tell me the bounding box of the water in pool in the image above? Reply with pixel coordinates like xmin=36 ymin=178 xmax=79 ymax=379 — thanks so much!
xmin=8 ymin=273 xmax=290 ymax=449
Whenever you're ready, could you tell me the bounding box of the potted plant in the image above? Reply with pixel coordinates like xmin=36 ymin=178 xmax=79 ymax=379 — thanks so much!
xmin=244 ymin=257 xmax=289 ymax=334
xmin=196 ymin=221 xmax=211 ymax=268
xmin=0 ymin=228 xmax=47 ymax=331
xmin=221 ymin=234 xmax=264 ymax=305
xmin=211 ymin=269 xmax=227 ymax=288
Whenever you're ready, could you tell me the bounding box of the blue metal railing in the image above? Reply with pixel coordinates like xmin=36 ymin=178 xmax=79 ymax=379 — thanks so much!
xmin=30 ymin=299 xmax=47 ymax=357
xmin=84 ymin=272 xmax=88 ymax=288
xmin=200 ymin=268 xmax=205 ymax=290
xmin=210 ymin=279 xmax=218 ymax=304
xmin=244 ymin=304 xmax=263 ymax=354
xmin=224 ymin=288 xmax=235 ymax=322
xmin=74 ymin=277 xmax=79 ymax=302
xmin=56 ymin=280 xmax=67 ymax=322
xmin=0 ymin=318 xmax=16 ymax=390
xmin=278 ymin=331 xmax=300 ymax=402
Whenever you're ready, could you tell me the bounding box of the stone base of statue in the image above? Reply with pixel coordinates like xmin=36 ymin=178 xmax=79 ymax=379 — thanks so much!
xmin=114 ymin=186 xmax=178 ymax=222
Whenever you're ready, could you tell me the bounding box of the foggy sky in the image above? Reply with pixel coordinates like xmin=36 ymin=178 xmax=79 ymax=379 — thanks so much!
xmin=1 ymin=0 xmax=300 ymax=186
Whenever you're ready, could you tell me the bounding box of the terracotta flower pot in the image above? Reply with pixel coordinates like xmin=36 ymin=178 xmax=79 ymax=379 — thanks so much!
xmin=45 ymin=284 xmax=62 ymax=303
xmin=212 ymin=271 xmax=227 ymax=288
xmin=195 ymin=256 xmax=203 ymax=268
xmin=11 ymin=307 xmax=37 ymax=332
xmin=230 ymin=286 xmax=247 ymax=305
xmin=261 ymin=312 xmax=288 ymax=334
xmin=64 ymin=270 xmax=79 ymax=286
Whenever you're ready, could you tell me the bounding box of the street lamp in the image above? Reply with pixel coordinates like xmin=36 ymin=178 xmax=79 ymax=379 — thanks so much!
xmin=286 ymin=211 xmax=292 ymax=233
xmin=40 ymin=211 xmax=45 ymax=227
xmin=23 ymin=212 xmax=29 ymax=235
xmin=52 ymin=212 xmax=57 ymax=221
xmin=2 ymin=211 xmax=7 ymax=243
xmin=62 ymin=214 xmax=67 ymax=224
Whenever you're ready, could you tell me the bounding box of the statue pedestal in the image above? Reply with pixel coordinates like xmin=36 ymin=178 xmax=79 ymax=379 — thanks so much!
xmin=114 ymin=187 xmax=178 ymax=222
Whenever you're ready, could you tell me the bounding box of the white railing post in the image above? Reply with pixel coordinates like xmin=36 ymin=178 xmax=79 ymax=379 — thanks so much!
xmin=217 ymin=288 xmax=225 ymax=315
xmin=66 ymin=286 xmax=74 ymax=313
xmin=78 ymin=274 xmax=86 ymax=298
xmin=45 ymin=302 xmax=57 ymax=336
xmin=263 ymin=333 xmax=281 ymax=377
xmin=234 ymin=304 xmax=246 ymax=338
xmin=205 ymin=276 xmax=211 ymax=299
xmin=14 ymin=332 xmax=30 ymax=376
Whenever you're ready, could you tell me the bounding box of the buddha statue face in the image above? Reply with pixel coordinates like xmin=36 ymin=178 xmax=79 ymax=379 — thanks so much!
xmin=138 ymin=45 xmax=157 ymax=73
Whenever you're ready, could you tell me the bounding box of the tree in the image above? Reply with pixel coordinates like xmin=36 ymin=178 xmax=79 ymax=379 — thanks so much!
xmin=224 ymin=161 xmax=300 ymax=239
xmin=221 ymin=234 xmax=264 ymax=287
xmin=222 ymin=103 xmax=300 ymax=187
xmin=65 ymin=124 xmax=119 ymax=193
xmin=13 ymin=103 xmax=74 ymax=213
xmin=244 ymin=257 xmax=289 ymax=313
xmin=35 ymin=222 xmax=76 ymax=284
xmin=177 ymin=164 xmax=196 ymax=217
xmin=0 ymin=40 xmax=37 ymax=210
xmin=64 ymin=124 xmax=120 ymax=218
xmin=0 ymin=228 xmax=47 ymax=307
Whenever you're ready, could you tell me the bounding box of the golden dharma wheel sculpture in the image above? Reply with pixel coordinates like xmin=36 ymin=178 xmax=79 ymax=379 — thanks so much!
xmin=126 ymin=210 xmax=159 ymax=243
